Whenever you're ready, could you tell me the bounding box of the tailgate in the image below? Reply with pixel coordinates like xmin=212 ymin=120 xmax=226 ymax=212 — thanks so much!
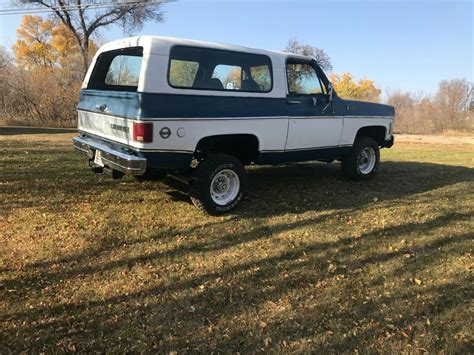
xmin=77 ymin=90 xmax=140 ymax=145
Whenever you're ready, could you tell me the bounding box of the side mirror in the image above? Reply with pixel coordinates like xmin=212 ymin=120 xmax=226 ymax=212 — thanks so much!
xmin=322 ymin=83 xmax=334 ymax=113
xmin=327 ymin=83 xmax=334 ymax=102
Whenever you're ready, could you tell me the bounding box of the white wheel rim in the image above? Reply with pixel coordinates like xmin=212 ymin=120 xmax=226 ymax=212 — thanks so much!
xmin=358 ymin=147 xmax=376 ymax=174
xmin=210 ymin=169 xmax=240 ymax=206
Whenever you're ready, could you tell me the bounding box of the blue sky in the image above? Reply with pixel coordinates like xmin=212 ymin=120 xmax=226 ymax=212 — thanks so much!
xmin=0 ymin=0 xmax=472 ymax=95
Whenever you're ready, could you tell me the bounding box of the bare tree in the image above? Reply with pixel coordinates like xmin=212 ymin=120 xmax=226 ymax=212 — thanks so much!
xmin=433 ymin=79 xmax=472 ymax=131
xmin=0 ymin=45 xmax=12 ymax=69
xmin=0 ymin=46 xmax=13 ymax=115
xmin=284 ymin=38 xmax=332 ymax=71
xmin=17 ymin=0 xmax=167 ymax=73
xmin=386 ymin=79 xmax=473 ymax=134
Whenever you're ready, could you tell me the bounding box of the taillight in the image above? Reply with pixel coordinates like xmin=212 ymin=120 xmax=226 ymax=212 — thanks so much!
xmin=133 ymin=122 xmax=153 ymax=143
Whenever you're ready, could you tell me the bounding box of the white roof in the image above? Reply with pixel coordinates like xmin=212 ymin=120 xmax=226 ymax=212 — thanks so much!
xmin=97 ymin=35 xmax=311 ymax=68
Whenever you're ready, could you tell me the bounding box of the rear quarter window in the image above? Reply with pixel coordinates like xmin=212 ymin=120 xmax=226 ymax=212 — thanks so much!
xmin=169 ymin=59 xmax=199 ymax=87
xmin=88 ymin=47 xmax=143 ymax=91
xmin=168 ymin=46 xmax=273 ymax=93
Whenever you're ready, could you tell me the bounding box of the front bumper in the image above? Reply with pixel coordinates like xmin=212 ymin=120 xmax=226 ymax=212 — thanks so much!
xmin=383 ymin=135 xmax=394 ymax=148
xmin=73 ymin=135 xmax=146 ymax=175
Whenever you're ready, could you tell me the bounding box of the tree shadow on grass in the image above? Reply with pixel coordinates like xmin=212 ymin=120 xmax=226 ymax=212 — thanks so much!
xmin=1 ymin=214 xmax=471 ymax=352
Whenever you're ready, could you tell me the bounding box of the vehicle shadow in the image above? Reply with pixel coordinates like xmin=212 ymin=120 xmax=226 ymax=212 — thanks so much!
xmin=238 ymin=160 xmax=474 ymax=218
xmin=162 ymin=160 xmax=474 ymax=216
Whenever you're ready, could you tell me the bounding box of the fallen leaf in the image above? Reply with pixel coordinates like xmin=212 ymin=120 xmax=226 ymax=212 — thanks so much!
xmin=263 ymin=337 xmax=272 ymax=347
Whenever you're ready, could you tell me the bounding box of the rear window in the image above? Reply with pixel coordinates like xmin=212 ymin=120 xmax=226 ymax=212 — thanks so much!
xmin=88 ymin=47 xmax=143 ymax=91
xmin=168 ymin=46 xmax=273 ymax=93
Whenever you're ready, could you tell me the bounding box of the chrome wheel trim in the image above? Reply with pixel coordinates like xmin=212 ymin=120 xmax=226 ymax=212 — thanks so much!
xmin=358 ymin=147 xmax=376 ymax=174
xmin=210 ymin=169 xmax=240 ymax=206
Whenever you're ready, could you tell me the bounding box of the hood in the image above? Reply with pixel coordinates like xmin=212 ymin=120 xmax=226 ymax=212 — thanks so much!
xmin=338 ymin=98 xmax=395 ymax=117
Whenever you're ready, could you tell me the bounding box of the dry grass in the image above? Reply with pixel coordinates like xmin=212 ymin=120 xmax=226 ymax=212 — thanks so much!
xmin=1 ymin=127 xmax=473 ymax=353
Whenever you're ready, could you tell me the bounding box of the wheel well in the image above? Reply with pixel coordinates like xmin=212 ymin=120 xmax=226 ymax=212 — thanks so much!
xmin=356 ymin=126 xmax=386 ymax=146
xmin=195 ymin=134 xmax=259 ymax=164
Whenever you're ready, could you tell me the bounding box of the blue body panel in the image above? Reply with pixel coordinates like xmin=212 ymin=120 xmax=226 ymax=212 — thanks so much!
xmin=78 ymin=90 xmax=289 ymax=119
xmin=258 ymin=146 xmax=352 ymax=165
xmin=78 ymin=90 xmax=395 ymax=120
xmin=341 ymin=99 xmax=395 ymax=117
xmin=78 ymin=90 xmax=141 ymax=118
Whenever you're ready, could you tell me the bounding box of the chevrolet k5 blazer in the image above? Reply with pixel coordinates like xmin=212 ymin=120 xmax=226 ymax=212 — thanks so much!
xmin=73 ymin=36 xmax=395 ymax=214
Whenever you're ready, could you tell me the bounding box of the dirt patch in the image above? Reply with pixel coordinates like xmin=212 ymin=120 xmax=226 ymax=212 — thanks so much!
xmin=0 ymin=126 xmax=77 ymax=143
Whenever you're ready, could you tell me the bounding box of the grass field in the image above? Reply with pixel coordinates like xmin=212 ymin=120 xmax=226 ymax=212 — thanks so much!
xmin=1 ymin=127 xmax=473 ymax=353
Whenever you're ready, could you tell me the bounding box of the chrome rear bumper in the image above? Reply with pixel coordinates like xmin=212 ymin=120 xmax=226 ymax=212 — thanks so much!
xmin=73 ymin=136 xmax=146 ymax=175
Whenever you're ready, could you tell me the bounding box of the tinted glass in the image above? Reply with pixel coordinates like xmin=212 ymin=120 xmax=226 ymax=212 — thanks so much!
xmin=168 ymin=46 xmax=273 ymax=93
xmin=105 ymin=55 xmax=142 ymax=87
xmin=287 ymin=62 xmax=323 ymax=95
xmin=169 ymin=59 xmax=199 ymax=87
xmin=212 ymin=65 xmax=242 ymax=90
xmin=250 ymin=65 xmax=272 ymax=92
xmin=87 ymin=47 xmax=143 ymax=91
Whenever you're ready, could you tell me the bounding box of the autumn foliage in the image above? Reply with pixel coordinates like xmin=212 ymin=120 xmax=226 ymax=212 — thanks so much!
xmin=0 ymin=15 xmax=97 ymax=126
xmin=330 ymin=73 xmax=381 ymax=103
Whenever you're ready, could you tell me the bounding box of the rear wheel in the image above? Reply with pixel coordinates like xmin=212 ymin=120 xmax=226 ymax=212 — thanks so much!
xmin=341 ymin=136 xmax=380 ymax=180
xmin=190 ymin=153 xmax=247 ymax=215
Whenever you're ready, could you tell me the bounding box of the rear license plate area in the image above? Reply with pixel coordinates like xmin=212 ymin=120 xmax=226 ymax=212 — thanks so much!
xmin=94 ymin=150 xmax=105 ymax=167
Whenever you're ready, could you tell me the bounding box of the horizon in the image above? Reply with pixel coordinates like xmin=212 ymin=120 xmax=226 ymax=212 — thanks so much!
xmin=0 ymin=0 xmax=472 ymax=96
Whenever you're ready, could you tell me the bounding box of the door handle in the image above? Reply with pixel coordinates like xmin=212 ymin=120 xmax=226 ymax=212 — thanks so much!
xmin=287 ymin=100 xmax=301 ymax=105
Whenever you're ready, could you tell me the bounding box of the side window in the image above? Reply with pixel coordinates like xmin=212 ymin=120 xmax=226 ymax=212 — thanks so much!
xmin=168 ymin=46 xmax=273 ymax=93
xmin=105 ymin=55 xmax=142 ymax=87
xmin=212 ymin=65 xmax=242 ymax=90
xmin=286 ymin=62 xmax=323 ymax=95
xmin=250 ymin=65 xmax=272 ymax=92
xmin=169 ymin=59 xmax=199 ymax=87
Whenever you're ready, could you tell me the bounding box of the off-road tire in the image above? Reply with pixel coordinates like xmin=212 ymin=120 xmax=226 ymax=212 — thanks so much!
xmin=190 ymin=153 xmax=247 ymax=215
xmin=341 ymin=136 xmax=380 ymax=180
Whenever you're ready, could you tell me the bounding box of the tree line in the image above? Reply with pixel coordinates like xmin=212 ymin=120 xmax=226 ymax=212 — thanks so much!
xmin=387 ymin=80 xmax=473 ymax=134
xmin=0 ymin=2 xmax=472 ymax=133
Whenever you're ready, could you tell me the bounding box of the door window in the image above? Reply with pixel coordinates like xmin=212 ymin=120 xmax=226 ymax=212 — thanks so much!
xmin=286 ymin=62 xmax=324 ymax=95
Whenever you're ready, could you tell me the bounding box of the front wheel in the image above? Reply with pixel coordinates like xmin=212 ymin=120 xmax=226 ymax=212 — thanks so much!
xmin=341 ymin=136 xmax=380 ymax=180
xmin=190 ymin=153 xmax=247 ymax=215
